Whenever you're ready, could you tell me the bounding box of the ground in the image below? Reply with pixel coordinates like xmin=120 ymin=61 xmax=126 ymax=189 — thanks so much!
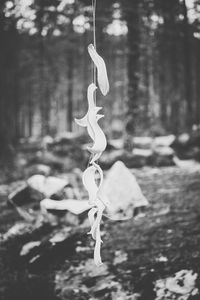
xmin=0 ymin=165 xmax=200 ymax=300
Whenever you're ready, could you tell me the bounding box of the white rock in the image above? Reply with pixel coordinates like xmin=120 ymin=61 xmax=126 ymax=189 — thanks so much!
xmin=99 ymin=161 xmax=148 ymax=219
xmin=27 ymin=175 xmax=68 ymax=198
xmin=166 ymin=270 xmax=197 ymax=295
xmin=154 ymin=269 xmax=198 ymax=300
xmin=20 ymin=241 xmax=41 ymax=256
xmin=153 ymin=146 xmax=174 ymax=156
xmin=133 ymin=136 xmax=153 ymax=148
xmin=113 ymin=250 xmax=128 ymax=265
xmin=132 ymin=148 xmax=153 ymax=157
xmin=154 ymin=135 xmax=175 ymax=147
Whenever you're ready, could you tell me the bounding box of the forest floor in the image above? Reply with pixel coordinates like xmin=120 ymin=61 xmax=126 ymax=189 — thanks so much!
xmin=0 ymin=165 xmax=200 ymax=300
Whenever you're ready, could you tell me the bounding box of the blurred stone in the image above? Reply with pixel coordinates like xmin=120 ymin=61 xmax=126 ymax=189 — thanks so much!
xmin=154 ymin=270 xmax=198 ymax=300
xmin=27 ymin=175 xmax=68 ymax=198
xmin=111 ymin=119 xmax=124 ymax=139
xmin=81 ymin=258 xmax=109 ymax=277
xmin=42 ymin=135 xmax=54 ymax=150
xmin=113 ymin=250 xmax=128 ymax=265
xmin=20 ymin=241 xmax=41 ymax=256
xmin=109 ymin=139 xmax=124 ymax=150
xmin=132 ymin=148 xmax=153 ymax=165
xmin=152 ymin=146 xmax=175 ymax=167
xmin=173 ymin=157 xmax=200 ymax=170
xmin=99 ymin=161 xmax=148 ymax=219
xmin=3 ymin=222 xmax=33 ymax=240
xmin=154 ymin=135 xmax=175 ymax=147
xmin=171 ymin=132 xmax=200 ymax=161
xmin=8 ymin=182 xmax=43 ymax=206
xmin=49 ymin=227 xmax=71 ymax=244
xmin=133 ymin=137 xmax=153 ymax=149
xmin=0 ymin=184 xmax=9 ymax=196
xmin=25 ymin=164 xmax=51 ymax=177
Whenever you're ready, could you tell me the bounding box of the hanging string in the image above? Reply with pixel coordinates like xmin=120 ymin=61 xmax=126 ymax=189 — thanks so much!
xmin=92 ymin=0 xmax=97 ymax=104
xmin=91 ymin=0 xmax=97 ymax=165
xmin=92 ymin=0 xmax=97 ymax=49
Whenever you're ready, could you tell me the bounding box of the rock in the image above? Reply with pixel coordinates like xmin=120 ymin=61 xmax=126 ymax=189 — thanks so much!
xmin=42 ymin=135 xmax=54 ymax=150
xmin=27 ymin=175 xmax=68 ymax=198
xmin=81 ymin=258 xmax=109 ymax=277
xmin=154 ymin=135 xmax=175 ymax=147
xmin=108 ymin=139 xmax=124 ymax=150
xmin=3 ymin=222 xmax=34 ymax=241
xmin=113 ymin=250 xmax=128 ymax=265
xmin=99 ymin=161 xmax=148 ymax=219
xmin=111 ymin=119 xmax=124 ymax=139
xmin=20 ymin=241 xmax=41 ymax=256
xmin=173 ymin=157 xmax=200 ymax=170
xmin=152 ymin=146 xmax=175 ymax=167
xmin=154 ymin=270 xmax=198 ymax=300
xmin=49 ymin=228 xmax=72 ymax=244
xmin=8 ymin=182 xmax=30 ymax=206
xmin=106 ymin=141 xmax=120 ymax=152
xmin=171 ymin=132 xmax=200 ymax=160
xmin=0 ymin=184 xmax=9 ymax=196
xmin=93 ymin=277 xmax=118 ymax=297
xmin=40 ymin=199 xmax=90 ymax=215
xmin=155 ymin=255 xmax=168 ymax=262
xmin=8 ymin=180 xmax=44 ymax=207
xmin=132 ymin=148 xmax=153 ymax=165
xmin=25 ymin=164 xmax=51 ymax=177
xmin=133 ymin=137 xmax=153 ymax=149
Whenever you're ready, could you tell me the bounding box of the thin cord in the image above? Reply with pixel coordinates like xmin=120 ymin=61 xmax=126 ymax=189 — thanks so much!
xmin=92 ymin=0 xmax=97 ymax=105
xmin=90 ymin=0 xmax=97 ymax=165
xmin=93 ymin=0 xmax=97 ymax=50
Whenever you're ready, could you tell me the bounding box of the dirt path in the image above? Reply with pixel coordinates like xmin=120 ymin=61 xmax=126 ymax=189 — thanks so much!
xmin=0 ymin=166 xmax=200 ymax=300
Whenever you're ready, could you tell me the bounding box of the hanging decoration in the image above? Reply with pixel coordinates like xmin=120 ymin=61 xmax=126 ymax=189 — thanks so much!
xmin=75 ymin=0 xmax=109 ymax=266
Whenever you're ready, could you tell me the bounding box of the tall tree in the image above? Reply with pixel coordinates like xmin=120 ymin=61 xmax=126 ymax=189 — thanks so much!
xmin=0 ymin=1 xmax=19 ymax=161
xmin=182 ymin=0 xmax=193 ymax=130
xmin=121 ymin=0 xmax=141 ymax=148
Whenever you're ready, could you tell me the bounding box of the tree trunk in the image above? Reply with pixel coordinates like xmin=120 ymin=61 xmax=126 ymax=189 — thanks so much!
xmin=182 ymin=0 xmax=193 ymax=130
xmin=121 ymin=0 xmax=141 ymax=149
xmin=0 ymin=4 xmax=19 ymax=161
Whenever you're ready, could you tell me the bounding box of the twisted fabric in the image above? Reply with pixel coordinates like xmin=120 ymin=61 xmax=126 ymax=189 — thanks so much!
xmin=75 ymin=44 xmax=109 ymax=266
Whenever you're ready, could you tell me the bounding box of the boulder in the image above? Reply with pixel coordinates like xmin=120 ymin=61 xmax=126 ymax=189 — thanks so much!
xmin=27 ymin=175 xmax=69 ymax=199
xmin=99 ymin=161 xmax=148 ymax=219
xmin=152 ymin=146 xmax=175 ymax=167
xmin=171 ymin=132 xmax=200 ymax=160
xmin=8 ymin=182 xmax=43 ymax=206
xmin=25 ymin=164 xmax=51 ymax=177
xmin=133 ymin=137 xmax=153 ymax=149
xmin=154 ymin=270 xmax=198 ymax=299
xmin=154 ymin=135 xmax=175 ymax=147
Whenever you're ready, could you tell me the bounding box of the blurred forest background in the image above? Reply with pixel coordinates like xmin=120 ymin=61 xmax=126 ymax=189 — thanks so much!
xmin=1 ymin=0 xmax=200 ymax=159
xmin=1 ymin=3 xmax=200 ymax=299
